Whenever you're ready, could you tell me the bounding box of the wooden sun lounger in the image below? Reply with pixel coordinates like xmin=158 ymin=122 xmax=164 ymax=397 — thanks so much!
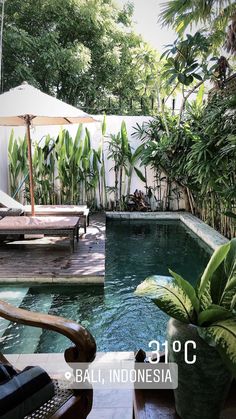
xmin=24 ymin=205 xmax=90 ymax=233
xmin=0 ymin=216 xmax=80 ymax=252
xmin=0 ymin=191 xmax=90 ymax=233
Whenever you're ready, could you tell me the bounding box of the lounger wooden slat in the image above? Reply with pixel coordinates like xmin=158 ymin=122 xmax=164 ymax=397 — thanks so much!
xmin=0 ymin=216 xmax=80 ymax=252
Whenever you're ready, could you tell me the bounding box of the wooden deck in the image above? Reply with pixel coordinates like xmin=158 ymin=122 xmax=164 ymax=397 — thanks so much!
xmin=0 ymin=213 xmax=105 ymax=284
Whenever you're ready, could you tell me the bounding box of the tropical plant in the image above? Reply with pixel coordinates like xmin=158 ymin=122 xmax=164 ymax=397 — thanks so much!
xmin=55 ymin=126 xmax=101 ymax=207
xmin=96 ymin=115 xmax=108 ymax=208
xmin=32 ymin=135 xmax=57 ymax=204
xmin=107 ymin=121 xmax=146 ymax=209
xmin=161 ymin=32 xmax=218 ymax=122
xmin=132 ymin=88 xmax=236 ymax=238
xmin=132 ymin=112 xmax=194 ymax=211
xmin=55 ymin=127 xmax=83 ymax=204
xmin=135 ymin=239 xmax=236 ymax=376
xmin=8 ymin=131 xmax=28 ymax=202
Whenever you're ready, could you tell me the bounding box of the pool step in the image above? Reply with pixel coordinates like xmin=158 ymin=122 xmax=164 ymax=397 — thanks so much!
xmin=0 ymin=287 xmax=29 ymax=340
xmin=35 ymin=296 xmax=81 ymax=353
xmin=0 ymin=291 xmax=53 ymax=354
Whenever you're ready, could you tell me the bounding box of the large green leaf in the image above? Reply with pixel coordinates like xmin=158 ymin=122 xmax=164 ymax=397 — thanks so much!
xmin=219 ymin=239 xmax=236 ymax=310
xmin=74 ymin=124 xmax=83 ymax=148
xmin=8 ymin=129 xmax=14 ymax=155
xmin=135 ymin=276 xmax=194 ymax=323
xmin=198 ymin=242 xmax=230 ymax=298
xmin=210 ymin=263 xmax=227 ymax=305
xmin=198 ymin=319 xmax=236 ymax=377
xmin=130 ymin=144 xmax=144 ymax=165
xmin=221 ymin=285 xmax=236 ymax=311
xmin=224 ymin=239 xmax=236 ymax=290
xmin=198 ymin=306 xmax=232 ymax=326
xmin=169 ymin=269 xmax=199 ymax=314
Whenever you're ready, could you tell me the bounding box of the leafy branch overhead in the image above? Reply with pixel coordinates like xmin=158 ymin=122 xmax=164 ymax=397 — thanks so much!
xmin=161 ymin=32 xmax=218 ymax=87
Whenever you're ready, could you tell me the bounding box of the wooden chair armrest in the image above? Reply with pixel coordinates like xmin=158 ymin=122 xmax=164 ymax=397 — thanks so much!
xmin=0 ymin=300 xmax=96 ymax=364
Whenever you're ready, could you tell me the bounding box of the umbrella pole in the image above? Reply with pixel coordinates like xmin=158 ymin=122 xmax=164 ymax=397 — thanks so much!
xmin=25 ymin=116 xmax=35 ymax=216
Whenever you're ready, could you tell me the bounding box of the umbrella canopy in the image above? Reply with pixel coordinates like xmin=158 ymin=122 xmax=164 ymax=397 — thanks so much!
xmin=0 ymin=82 xmax=96 ymax=215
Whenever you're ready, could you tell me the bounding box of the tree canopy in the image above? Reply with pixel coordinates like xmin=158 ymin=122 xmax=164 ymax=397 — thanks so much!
xmin=2 ymin=0 xmax=164 ymax=114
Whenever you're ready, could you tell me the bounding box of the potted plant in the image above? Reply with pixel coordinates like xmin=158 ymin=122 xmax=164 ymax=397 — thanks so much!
xmin=135 ymin=239 xmax=236 ymax=419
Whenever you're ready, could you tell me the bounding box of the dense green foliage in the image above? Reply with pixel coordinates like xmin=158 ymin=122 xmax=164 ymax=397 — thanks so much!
xmin=2 ymin=0 xmax=164 ymax=114
xmin=135 ymin=239 xmax=236 ymax=376
xmin=8 ymin=120 xmax=146 ymax=209
xmin=133 ymin=90 xmax=236 ymax=238
xmin=8 ymin=126 xmax=101 ymax=207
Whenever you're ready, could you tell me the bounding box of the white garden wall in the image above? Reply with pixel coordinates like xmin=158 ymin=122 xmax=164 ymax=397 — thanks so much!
xmin=0 ymin=115 xmax=186 ymax=210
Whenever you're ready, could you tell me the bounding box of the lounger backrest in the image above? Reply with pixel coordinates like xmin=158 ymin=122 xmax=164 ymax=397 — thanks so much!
xmin=0 ymin=190 xmax=24 ymax=210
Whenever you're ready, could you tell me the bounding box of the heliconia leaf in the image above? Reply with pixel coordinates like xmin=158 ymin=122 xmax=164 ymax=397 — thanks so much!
xmin=65 ymin=131 xmax=71 ymax=158
xmin=135 ymin=276 xmax=194 ymax=323
xmin=198 ymin=307 xmax=232 ymax=326
xmin=58 ymin=128 xmax=64 ymax=148
xmin=97 ymin=142 xmax=102 ymax=159
xmin=8 ymin=129 xmax=14 ymax=154
xmin=121 ymin=121 xmax=129 ymax=154
xmin=75 ymin=143 xmax=83 ymax=164
xmin=169 ymin=269 xmax=199 ymax=313
xmin=198 ymin=319 xmax=236 ymax=377
xmin=102 ymin=114 xmax=107 ymax=136
xmin=74 ymin=124 xmax=83 ymax=148
xmin=85 ymin=128 xmax=91 ymax=150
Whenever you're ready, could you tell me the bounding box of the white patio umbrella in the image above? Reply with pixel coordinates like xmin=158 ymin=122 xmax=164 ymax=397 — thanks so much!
xmin=0 ymin=82 xmax=96 ymax=216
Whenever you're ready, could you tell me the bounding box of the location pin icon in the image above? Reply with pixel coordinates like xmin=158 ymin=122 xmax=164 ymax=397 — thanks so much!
xmin=65 ymin=371 xmax=72 ymax=380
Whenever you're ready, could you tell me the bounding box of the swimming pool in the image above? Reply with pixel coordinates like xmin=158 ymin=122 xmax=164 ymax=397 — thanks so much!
xmin=0 ymin=220 xmax=211 ymax=353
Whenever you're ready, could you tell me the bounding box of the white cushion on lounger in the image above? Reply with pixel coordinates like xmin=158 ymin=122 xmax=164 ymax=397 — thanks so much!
xmin=0 ymin=216 xmax=79 ymax=231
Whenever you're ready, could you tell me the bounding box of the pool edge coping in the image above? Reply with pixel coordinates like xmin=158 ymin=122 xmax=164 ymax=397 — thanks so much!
xmin=0 ymin=212 xmax=228 ymax=284
xmin=106 ymin=211 xmax=228 ymax=251
xmin=0 ymin=275 xmax=105 ymax=285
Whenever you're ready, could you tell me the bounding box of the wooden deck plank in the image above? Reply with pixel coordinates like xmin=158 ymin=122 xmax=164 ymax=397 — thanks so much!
xmin=0 ymin=213 xmax=105 ymax=283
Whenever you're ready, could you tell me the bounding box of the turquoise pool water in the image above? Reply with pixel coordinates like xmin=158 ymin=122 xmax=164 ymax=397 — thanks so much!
xmin=0 ymin=220 xmax=211 ymax=353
